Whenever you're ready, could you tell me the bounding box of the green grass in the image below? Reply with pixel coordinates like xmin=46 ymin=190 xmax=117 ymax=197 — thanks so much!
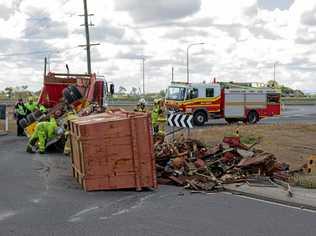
xmin=282 ymin=97 xmax=316 ymax=105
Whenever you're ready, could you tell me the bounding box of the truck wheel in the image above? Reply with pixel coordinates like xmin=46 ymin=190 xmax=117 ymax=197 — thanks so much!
xmin=63 ymin=86 xmax=82 ymax=104
xmin=26 ymin=113 xmax=35 ymax=124
xmin=247 ymin=111 xmax=259 ymax=124
xmin=26 ymin=110 xmax=43 ymax=124
xmin=19 ymin=118 xmax=28 ymax=129
xmin=193 ymin=111 xmax=207 ymax=126
xmin=33 ymin=110 xmax=43 ymax=120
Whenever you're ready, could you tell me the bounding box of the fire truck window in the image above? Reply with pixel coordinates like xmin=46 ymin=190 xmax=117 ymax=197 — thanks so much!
xmin=206 ymin=88 xmax=214 ymax=97
xmin=267 ymin=94 xmax=280 ymax=104
xmin=188 ymin=88 xmax=198 ymax=99
xmin=167 ymin=87 xmax=186 ymax=101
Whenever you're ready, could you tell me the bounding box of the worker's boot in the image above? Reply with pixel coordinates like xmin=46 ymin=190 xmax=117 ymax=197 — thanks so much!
xmin=26 ymin=144 xmax=35 ymax=153
xmin=153 ymin=126 xmax=159 ymax=135
xmin=39 ymin=149 xmax=45 ymax=154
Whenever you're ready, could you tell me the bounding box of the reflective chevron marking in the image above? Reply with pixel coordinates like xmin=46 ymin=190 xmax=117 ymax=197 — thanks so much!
xmin=168 ymin=113 xmax=193 ymax=128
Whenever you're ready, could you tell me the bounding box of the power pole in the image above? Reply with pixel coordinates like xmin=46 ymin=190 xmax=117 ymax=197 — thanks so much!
xmin=44 ymin=57 xmax=47 ymax=78
xmin=171 ymin=67 xmax=174 ymax=82
xmin=79 ymin=0 xmax=100 ymax=74
xmin=47 ymin=55 xmax=50 ymax=72
xmin=83 ymin=0 xmax=91 ymax=74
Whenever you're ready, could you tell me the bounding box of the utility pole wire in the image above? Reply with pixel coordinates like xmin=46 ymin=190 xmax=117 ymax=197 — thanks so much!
xmin=0 ymin=50 xmax=59 ymax=57
xmin=0 ymin=46 xmax=81 ymax=58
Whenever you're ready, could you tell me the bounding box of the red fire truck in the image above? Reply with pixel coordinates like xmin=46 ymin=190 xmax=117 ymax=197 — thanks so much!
xmin=165 ymin=81 xmax=281 ymax=126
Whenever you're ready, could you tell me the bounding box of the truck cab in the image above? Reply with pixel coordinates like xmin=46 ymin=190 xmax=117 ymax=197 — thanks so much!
xmin=20 ymin=72 xmax=114 ymax=131
xmin=165 ymin=82 xmax=222 ymax=126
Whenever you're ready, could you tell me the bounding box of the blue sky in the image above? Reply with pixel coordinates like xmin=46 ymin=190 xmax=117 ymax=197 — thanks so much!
xmin=258 ymin=0 xmax=294 ymax=10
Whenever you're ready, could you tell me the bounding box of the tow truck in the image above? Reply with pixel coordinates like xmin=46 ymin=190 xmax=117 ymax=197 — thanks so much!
xmin=165 ymin=81 xmax=281 ymax=126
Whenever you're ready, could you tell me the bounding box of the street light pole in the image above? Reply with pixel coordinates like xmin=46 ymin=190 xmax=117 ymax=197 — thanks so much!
xmin=186 ymin=42 xmax=205 ymax=83
xmin=135 ymin=57 xmax=146 ymax=95
xmin=142 ymin=58 xmax=145 ymax=95
xmin=273 ymin=62 xmax=276 ymax=82
xmin=186 ymin=46 xmax=189 ymax=83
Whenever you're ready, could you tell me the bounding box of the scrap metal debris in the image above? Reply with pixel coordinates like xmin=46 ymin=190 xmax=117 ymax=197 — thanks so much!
xmin=154 ymin=135 xmax=291 ymax=192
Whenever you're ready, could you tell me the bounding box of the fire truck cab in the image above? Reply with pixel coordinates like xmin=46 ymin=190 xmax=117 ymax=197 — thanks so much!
xmin=165 ymin=82 xmax=281 ymax=126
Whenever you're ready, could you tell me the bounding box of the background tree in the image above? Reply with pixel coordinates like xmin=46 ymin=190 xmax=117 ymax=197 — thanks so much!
xmin=159 ymin=89 xmax=166 ymax=97
xmin=267 ymin=80 xmax=279 ymax=88
xmin=21 ymin=85 xmax=28 ymax=91
xmin=130 ymin=87 xmax=138 ymax=96
xmin=4 ymin=87 xmax=13 ymax=99
xmin=118 ymin=86 xmax=127 ymax=94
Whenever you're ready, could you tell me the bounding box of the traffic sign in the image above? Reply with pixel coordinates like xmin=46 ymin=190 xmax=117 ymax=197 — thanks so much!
xmin=168 ymin=113 xmax=193 ymax=128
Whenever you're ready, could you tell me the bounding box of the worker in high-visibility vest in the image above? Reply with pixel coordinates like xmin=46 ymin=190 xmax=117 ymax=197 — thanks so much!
xmin=151 ymin=102 xmax=160 ymax=134
xmin=134 ymin=98 xmax=147 ymax=112
xmin=26 ymin=117 xmax=63 ymax=154
xmin=25 ymin=97 xmax=38 ymax=114
xmin=39 ymin=104 xmax=47 ymax=113
xmin=63 ymin=112 xmax=78 ymax=155
xmin=151 ymin=99 xmax=166 ymax=135
xmin=157 ymin=99 xmax=166 ymax=134
xmin=15 ymin=98 xmax=27 ymax=136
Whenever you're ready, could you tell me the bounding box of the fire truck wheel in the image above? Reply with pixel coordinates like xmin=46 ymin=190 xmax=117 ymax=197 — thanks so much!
xmin=193 ymin=111 xmax=207 ymax=126
xmin=247 ymin=111 xmax=259 ymax=124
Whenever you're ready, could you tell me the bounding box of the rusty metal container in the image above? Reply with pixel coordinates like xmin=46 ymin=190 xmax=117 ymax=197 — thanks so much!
xmin=69 ymin=111 xmax=157 ymax=191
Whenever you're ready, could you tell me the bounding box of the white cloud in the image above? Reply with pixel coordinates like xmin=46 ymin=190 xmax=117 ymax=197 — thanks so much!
xmin=115 ymin=0 xmax=202 ymax=24
xmin=0 ymin=0 xmax=315 ymax=93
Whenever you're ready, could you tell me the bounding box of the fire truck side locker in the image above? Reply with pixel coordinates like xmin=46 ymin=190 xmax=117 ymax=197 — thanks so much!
xmin=224 ymin=90 xmax=245 ymax=118
xmin=224 ymin=89 xmax=267 ymax=120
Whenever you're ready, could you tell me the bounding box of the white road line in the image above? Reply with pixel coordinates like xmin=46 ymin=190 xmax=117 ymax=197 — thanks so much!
xmin=224 ymin=192 xmax=316 ymax=214
xmin=0 ymin=211 xmax=16 ymax=221
xmin=68 ymin=206 xmax=99 ymax=222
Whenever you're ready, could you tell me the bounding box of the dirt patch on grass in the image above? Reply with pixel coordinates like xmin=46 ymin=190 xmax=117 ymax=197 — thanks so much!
xmin=189 ymin=123 xmax=316 ymax=169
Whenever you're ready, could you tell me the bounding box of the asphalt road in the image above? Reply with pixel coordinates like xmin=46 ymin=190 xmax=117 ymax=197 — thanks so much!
xmin=1 ymin=135 xmax=316 ymax=236
xmin=201 ymin=105 xmax=316 ymax=126
xmin=164 ymin=105 xmax=316 ymax=135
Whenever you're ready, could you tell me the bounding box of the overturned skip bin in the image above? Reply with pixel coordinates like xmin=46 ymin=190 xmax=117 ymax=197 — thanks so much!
xmin=69 ymin=110 xmax=157 ymax=191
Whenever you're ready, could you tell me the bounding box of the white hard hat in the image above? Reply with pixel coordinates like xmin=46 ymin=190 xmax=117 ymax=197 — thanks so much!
xmin=138 ymin=98 xmax=146 ymax=105
xmin=55 ymin=127 xmax=64 ymax=136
